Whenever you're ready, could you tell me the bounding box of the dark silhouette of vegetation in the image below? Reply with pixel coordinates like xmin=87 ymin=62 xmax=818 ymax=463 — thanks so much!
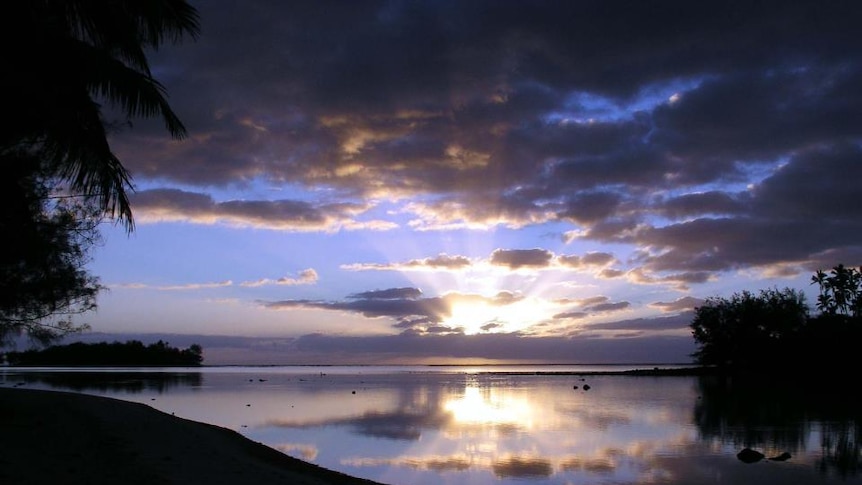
xmin=0 ymin=159 xmax=102 ymax=345
xmin=690 ymin=264 xmax=862 ymax=375
xmin=0 ymin=1 xmax=199 ymax=343
xmin=5 ymin=340 xmax=203 ymax=367
xmin=812 ymin=264 xmax=862 ymax=317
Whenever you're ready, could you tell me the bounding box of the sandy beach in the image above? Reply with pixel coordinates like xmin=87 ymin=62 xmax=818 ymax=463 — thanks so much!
xmin=0 ymin=387 xmax=386 ymax=485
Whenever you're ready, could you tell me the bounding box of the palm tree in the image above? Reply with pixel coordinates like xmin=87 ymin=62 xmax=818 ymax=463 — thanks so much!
xmin=0 ymin=1 xmax=199 ymax=343
xmin=1 ymin=0 xmax=200 ymax=229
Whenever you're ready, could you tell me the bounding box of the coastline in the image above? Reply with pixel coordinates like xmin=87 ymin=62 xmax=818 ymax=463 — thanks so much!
xmin=0 ymin=387 xmax=386 ymax=485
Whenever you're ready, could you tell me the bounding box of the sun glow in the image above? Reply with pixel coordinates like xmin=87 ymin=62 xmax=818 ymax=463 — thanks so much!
xmin=444 ymin=300 xmax=499 ymax=335
xmin=443 ymin=295 xmax=558 ymax=335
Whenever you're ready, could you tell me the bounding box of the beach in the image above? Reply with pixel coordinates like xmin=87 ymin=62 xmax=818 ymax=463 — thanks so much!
xmin=0 ymin=387 xmax=385 ymax=485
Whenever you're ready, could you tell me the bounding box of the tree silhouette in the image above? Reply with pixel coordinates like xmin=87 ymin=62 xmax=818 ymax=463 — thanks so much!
xmin=5 ymin=340 xmax=204 ymax=366
xmin=811 ymin=264 xmax=862 ymax=317
xmin=691 ymin=265 xmax=862 ymax=374
xmin=690 ymin=288 xmax=808 ymax=370
xmin=0 ymin=157 xmax=102 ymax=345
xmin=0 ymin=1 xmax=199 ymax=343
xmin=1 ymin=0 xmax=200 ymax=227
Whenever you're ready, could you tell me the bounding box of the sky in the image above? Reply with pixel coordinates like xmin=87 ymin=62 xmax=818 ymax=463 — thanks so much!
xmin=61 ymin=0 xmax=862 ymax=364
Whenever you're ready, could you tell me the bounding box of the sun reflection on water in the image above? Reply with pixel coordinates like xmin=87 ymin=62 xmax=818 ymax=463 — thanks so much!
xmin=443 ymin=385 xmax=534 ymax=429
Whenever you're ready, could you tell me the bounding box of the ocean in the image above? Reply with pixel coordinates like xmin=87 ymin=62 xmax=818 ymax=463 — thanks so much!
xmin=3 ymin=364 xmax=859 ymax=485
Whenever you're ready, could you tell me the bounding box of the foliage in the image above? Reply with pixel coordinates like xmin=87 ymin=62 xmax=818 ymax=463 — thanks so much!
xmin=690 ymin=288 xmax=808 ymax=369
xmin=0 ymin=1 xmax=198 ymax=344
xmin=811 ymin=264 xmax=862 ymax=317
xmin=0 ymin=154 xmax=103 ymax=346
xmin=691 ymin=264 xmax=862 ymax=373
xmin=5 ymin=340 xmax=203 ymax=366
xmin=1 ymin=0 xmax=200 ymax=227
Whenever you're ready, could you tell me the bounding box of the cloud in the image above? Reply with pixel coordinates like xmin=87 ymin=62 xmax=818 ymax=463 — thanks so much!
xmin=558 ymin=252 xmax=616 ymax=269
xmin=262 ymin=289 xmax=523 ymax=334
xmin=625 ymin=267 xmax=714 ymax=291
xmin=59 ymin=330 xmax=696 ymax=364
xmin=554 ymin=298 xmax=631 ymax=321
xmin=588 ymin=301 xmax=631 ymax=313
xmin=281 ymin=332 xmax=696 ymax=364
xmin=342 ymin=253 xmax=472 ymax=272
xmin=117 ymin=1 xmax=862 ymax=232
xmin=130 ymin=189 xmax=396 ymax=232
xmin=583 ymin=313 xmax=694 ymax=333
xmin=650 ymin=297 xmax=705 ymax=313
xmin=492 ymin=456 xmax=553 ymax=479
xmin=348 ymin=287 xmax=422 ymax=300
xmin=344 ymin=249 xmax=623 ymax=274
xmin=489 ymin=248 xmax=554 ymax=269
xmin=111 ymin=270 xmax=319 ymax=291
xmin=240 ymin=269 xmax=319 ymax=287
xmin=552 ymin=311 xmax=588 ymax=321
xmin=111 ymin=280 xmax=233 ymax=291
xmin=94 ymin=0 xmax=862 ymax=350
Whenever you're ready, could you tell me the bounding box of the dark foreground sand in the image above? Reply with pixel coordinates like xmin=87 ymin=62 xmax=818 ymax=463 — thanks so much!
xmin=0 ymin=387 xmax=386 ymax=485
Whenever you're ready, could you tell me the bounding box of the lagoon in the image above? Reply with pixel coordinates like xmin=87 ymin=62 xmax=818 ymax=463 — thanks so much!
xmin=2 ymin=365 xmax=859 ymax=484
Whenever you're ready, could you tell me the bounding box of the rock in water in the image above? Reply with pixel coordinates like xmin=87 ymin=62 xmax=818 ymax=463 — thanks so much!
xmin=737 ymin=448 xmax=765 ymax=463
xmin=769 ymin=452 xmax=791 ymax=462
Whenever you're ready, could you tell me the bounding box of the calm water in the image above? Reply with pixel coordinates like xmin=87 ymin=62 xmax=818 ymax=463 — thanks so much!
xmin=2 ymin=365 xmax=860 ymax=485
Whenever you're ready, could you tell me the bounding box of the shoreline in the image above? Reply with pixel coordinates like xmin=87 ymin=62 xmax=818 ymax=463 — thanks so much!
xmin=0 ymin=387 xmax=386 ymax=485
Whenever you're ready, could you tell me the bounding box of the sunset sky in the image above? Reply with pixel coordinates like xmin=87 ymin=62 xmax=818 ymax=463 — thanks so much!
xmin=69 ymin=0 xmax=862 ymax=364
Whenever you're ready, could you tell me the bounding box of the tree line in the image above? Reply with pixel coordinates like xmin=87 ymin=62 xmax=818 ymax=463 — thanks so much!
xmin=690 ymin=264 xmax=862 ymax=375
xmin=4 ymin=340 xmax=203 ymax=366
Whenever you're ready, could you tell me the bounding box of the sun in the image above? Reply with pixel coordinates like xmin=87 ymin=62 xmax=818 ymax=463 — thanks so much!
xmin=444 ymin=300 xmax=500 ymax=335
xmin=442 ymin=296 xmax=557 ymax=335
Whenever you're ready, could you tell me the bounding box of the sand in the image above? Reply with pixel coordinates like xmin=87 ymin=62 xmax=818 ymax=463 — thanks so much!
xmin=0 ymin=387 xmax=387 ymax=485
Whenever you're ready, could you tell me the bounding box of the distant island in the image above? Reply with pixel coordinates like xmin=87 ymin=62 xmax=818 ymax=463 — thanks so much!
xmin=3 ymin=340 xmax=203 ymax=367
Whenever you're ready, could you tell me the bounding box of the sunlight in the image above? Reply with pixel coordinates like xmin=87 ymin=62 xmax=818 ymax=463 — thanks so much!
xmin=443 ymin=295 xmax=560 ymax=335
xmin=444 ymin=300 xmax=499 ymax=335
xmin=444 ymin=386 xmax=534 ymax=428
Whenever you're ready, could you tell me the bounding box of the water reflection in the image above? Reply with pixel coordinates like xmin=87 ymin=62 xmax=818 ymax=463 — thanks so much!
xmin=2 ymin=367 xmax=860 ymax=484
xmin=694 ymin=374 xmax=862 ymax=479
xmin=2 ymin=369 xmax=201 ymax=393
xmin=444 ymin=386 xmax=532 ymax=429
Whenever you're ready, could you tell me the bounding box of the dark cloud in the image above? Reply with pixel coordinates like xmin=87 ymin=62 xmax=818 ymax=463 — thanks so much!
xmin=287 ymin=332 xmax=695 ymax=364
xmin=480 ymin=322 xmax=504 ymax=332
xmin=104 ymin=1 xmax=862 ymax=288
xmin=598 ymin=268 xmax=625 ymax=279
xmin=264 ymin=296 xmax=450 ymax=327
xmin=552 ymin=297 xmax=628 ymax=320
xmin=587 ymin=301 xmax=631 ymax=313
xmin=492 ymin=457 xmax=553 ymax=479
xmin=57 ymin=330 xmax=696 ymax=364
xmin=263 ymin=290 xmax=521 ymax=334
xmin=348 ymin=287 xmax=422 ymax=300
xmin=584 ymin=313 xmax=694 ymax=332
xmin=656 ymin=191 xmax=748 ymax=220
xmin=651 ymin=297 xmax=705 ymax=313
xmin=130 ymin=188 xmax=391 ymax=232
xmin=552 ymin=311 xmax=587 ymax=321
xmin=558 ymin=252 xmax=615 ymax=268
xmin=490 ymin=248 xmax=554 ymax=269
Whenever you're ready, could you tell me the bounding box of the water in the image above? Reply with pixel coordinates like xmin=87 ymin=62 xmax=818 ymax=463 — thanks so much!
xmin=3 ymin=365 xmax=860 ymax=484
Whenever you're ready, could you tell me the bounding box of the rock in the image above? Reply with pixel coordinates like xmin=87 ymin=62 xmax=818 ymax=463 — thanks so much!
xmin=737 ymin=448 xmax=765 ymax=463
xmin=769 ymin=452 xmax=791 ymax=462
